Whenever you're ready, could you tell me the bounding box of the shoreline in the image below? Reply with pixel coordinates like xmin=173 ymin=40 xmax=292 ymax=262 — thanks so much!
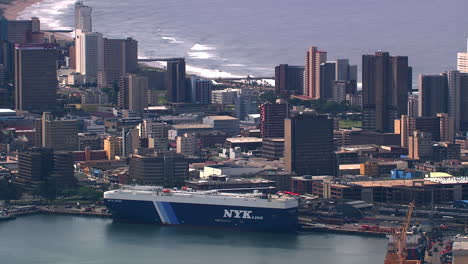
xmin=0 ymin=0 xmax=43 ymax=20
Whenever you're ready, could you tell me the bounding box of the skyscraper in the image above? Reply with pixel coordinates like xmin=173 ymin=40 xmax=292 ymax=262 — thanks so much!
xmin=189 ymin=77 xmax=212 ymax=104
xmin=362 ymin=51 xmax=409 ymax=132
xmin=418 ymin=74 xmax=448 ymax=117
xmin=408 ymin=130 xmax=433 ymax=161
xmin=118 ymin=73 xmax=149 ymax=116
xmin=284 ymin=112 xmax=337 ymax=176
xmin=75 ymin=30 xmax=103 ymax=83
xmin=75 ymin=1 xmax=92 ymax=33
xmin=100 ymin=38 xmax=125 ymax=88
xmin=260 ymin=100 xmax=288 ymax=138
xmin=447 ymin=70 xmax=462 ymax=132
xmin=304 ymin=46 xmax=327 ymax=98
xmin=457 ymin=39 xmax=468 ymax=73
xmin=14 ymin=43 xmax=58 ymax=112
xmin=274 ymin=64 xmax=304 ymax=96
xmin=166 ymin=58 xmax=186 ymax=103
xmin=335 ymin=59 xmax=349 ymax=81
xmin=129 ymin=152 xmax=188 ymax=187
xmin=319 ymin=62 xmax=336 ymax=100
xmin=235 ymin=88 xmax=258 ymax=121
xmin=41 ymin=112 xmax=79 ymax=151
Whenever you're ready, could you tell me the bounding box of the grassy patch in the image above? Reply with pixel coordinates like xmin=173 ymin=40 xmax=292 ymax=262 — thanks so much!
xmin=339 ymin=119 xmax=362 ymax=129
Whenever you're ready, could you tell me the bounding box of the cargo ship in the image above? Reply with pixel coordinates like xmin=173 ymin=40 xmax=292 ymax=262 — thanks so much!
xmin=104 ymin=186 xmax=299 ymax=232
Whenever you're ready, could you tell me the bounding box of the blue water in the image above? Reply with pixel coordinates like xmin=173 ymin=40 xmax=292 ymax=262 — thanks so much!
xmin=0 ymin=215 xmax=387 ymax=264
xmin=18 ymin=0 xmax=468 ymax=80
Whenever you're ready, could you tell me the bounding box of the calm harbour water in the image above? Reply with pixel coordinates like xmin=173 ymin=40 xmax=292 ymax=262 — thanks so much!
xmin=18 ymin=0 xmax=468 ymax=80
xmin=0 ymin=215 xmax=387 ymax=264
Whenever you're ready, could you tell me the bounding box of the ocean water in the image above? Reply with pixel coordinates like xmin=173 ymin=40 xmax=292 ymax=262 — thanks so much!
xmin=18 ymin=0 xmax=468 ymax=80
xmin=0 ymin=215 xmax=387 ymax=264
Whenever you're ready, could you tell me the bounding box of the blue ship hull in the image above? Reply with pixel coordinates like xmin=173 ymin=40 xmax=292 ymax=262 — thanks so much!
xmin=104 ymin=199 xmax=298 ymax=232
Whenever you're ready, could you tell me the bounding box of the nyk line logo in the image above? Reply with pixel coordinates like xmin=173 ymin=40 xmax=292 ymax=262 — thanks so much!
xmin=223 ymin=209 xmax=263 ymax=220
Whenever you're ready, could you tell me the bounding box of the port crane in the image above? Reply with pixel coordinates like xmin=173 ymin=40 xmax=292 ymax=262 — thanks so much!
xmin=384 ymin=201 xmax=420 ymax=264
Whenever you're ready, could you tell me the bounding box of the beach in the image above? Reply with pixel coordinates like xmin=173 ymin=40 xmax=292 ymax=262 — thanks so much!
xmin=0 ymin=0 xmax=43 ymax=20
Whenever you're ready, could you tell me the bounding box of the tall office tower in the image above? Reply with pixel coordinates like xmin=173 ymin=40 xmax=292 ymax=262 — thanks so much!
xmin=124 ymin=37 xmax=138 ymax=73
xmin=461 ymin=74 xmax=468 ymax=132
xmin=260 ymin=100 xmax=288 ymax=138
xmin=127 ymin=74 xmax=148 ymax=116
xmin=335 ymin=59 xmax=349 ymax=81
xmin=319 ymin=62 xmax=336 ymax=100
xmin=104 ymin=136 xmax=123 ymax=160
xmin=332 ymin=80 xmax=347 ymax=103
xmin=49 ymin=152 xmax=77 ymax=187
xmin=399 ymin=115 xmax=442 ymax=148
xmin=99 ymin=38 xmax=125 ymax=88
xmin=15 ymin=148 xmax=54 ymax=190
xmin=407 ymin=94 xmax=418 ymax=117
xmin=304 ymin=46 xmax=327 ymax=98
xmin=138 ymin=120 xmax=170 ymax=139
xmin=166 ymin=58 xmax=186 ymax=102
xmin=118 ymin=74 xmax=148 ymax=116
xmin=75 ymin=30 xmax=103 ymax=84
xmin=129 ymin=152 xmax=188 ymax=187
xmin=189 ymin=77 xmax=212 ymax=104
xmin=362 ymin=51 xmax=409 ymax=132
xmin=447 ymin=70 xmax=468 ymax=132
xmin=122 ymin=128 xmax=140 ymax=156
xmin=418 ymin=74 xmax=448 ymax=117
xmin=0 ymin=18 xmax=40 ymax=43
xmin=14 ymin=44 xmax=58 ymax=113
xmin=274 ymin=64 xmax=305 ymax=95
xmin=41 ymin=112 xmax=79 ymax=151
xmin=235 ymin=88 xmax=258 ymax=121
xmin=437 ymin=113 xmax=455 ymax=143
xmin=69 ymin=45 xmax=76 ymax=69
xmin=176 ymin=133 xmax=199 ymax=157
xmin=408 ymin=130 xmax=433 ymax=160
xmin=74 ymin=1 xmax=92 ymax=33
xmin=457 ymin=39 xmax=468 ymax=73
xmin=284 ymin=112 xmax=337 ymax=176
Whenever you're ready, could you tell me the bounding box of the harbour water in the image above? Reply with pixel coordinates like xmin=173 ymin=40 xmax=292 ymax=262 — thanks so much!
xmin=0 ymin=215 xmax=387 ymax=264
xmin=18 ymin=0 xmax=468 ymax=80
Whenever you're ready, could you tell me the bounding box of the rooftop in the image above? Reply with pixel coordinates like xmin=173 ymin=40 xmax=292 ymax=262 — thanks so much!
xmin=172 ymin=124 xmax=213 ymax=129
xmin=226 ymin=137 xmax=263 ymax=143
xmin=205 ymin=115 xmax=238 ymax=120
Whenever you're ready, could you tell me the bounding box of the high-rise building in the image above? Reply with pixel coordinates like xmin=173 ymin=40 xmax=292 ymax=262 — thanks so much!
xmin=408 ymin=130 xmax=433 ymax=161
xmin=398 ymin=115 xmax=440 ymax=148
xmin=418 ymin=74 xmax=448 ymax=117
xmin=124 ymin=37 xmax=138 ymax=73
xmin=118 ymin=73 xmax=148 ymax=116
xmin=274 ymin=64 xmax=304 ymax=95
xmin=40 ymin=112 xmax=79 ymax=151
xmin=304 ymin=46 xmax=327 ymax=98
xmin=457 ymin=39 xmax=468 ymax=73
xmin=104 ymin=136 xmax=123 ymax=160
xmin=138 ymin=120 xmax=169 ymax=139
xmin=335 ymin=59 xmax=349 ymax=81
xmin=407 ymin=94 xmax=418 ymax=117
xmin=362 ymin=51 xmax=409 ymax=132
xmin=14 ymin=43 xmax=58 ymax=112
xmin=128 ymin=74 xmax=148 ymax=116
xmin=319 ymin=62 xmax=336 ymax=100
xmin=176 ymin=133 xmax=199 ymax=157
xmin=49 ymin=152 xmax=77 ymax=187
xmin=123 ymin=128 xmax=140 ymax=156
xmin=235 ymin=88 xmax=258 ymax=121
xmin=189 ymin=77 xmax=212 ymax=104
xmin=75 ymin=30 xmax=103 ymax=83
xmin=129 ymin=152 xmax=188 ymax=187
xmin=166 ymin=58 xmax=186 ymax=103
xmin=284 ymin=112 xmax=337 ymax=176
xmin=74 ymin=1 xmax=92 ymax=33
xmin=0 ymin=18 xmax=40 ymax=44
xmin=260 ymin=100 xmax=288 ymax=138
xmin=437 ymin=113 xmax=455 ymax=143
xmin=332 ymin=80 xmax=347 ymax=103
xmin=98 ymin=37 xmax=138 ymax=88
